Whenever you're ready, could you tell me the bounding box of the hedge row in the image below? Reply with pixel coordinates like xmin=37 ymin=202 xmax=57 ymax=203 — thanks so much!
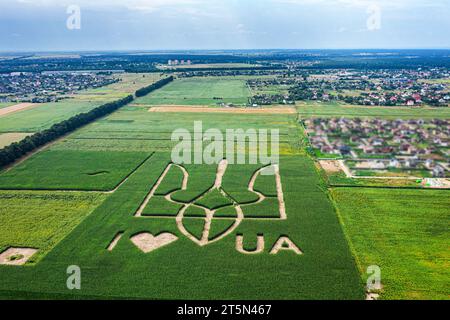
xmin=135 ymin=76 xmax=174 ymax=97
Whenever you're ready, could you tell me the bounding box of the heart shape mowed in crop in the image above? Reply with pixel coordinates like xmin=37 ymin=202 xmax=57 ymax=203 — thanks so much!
xmin=130 ymin=232 xmax=178 ymax=253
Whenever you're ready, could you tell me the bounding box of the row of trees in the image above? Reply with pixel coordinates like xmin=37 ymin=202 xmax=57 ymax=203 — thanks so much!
xmin=0 ymin=95 xmax=133 ymax=168
xmin=135 ymin=76 xmax=174 ymax=97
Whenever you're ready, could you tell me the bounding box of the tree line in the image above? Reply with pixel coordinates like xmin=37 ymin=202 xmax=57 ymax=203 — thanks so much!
xmin=0 ymin=76 xmax=175 ymax=169
xmin=135 ymin=76 xmax=174 ymax=97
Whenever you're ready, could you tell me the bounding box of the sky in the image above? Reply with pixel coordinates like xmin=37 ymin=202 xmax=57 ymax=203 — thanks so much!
xmin=0 ymin=0 xmax=449 ymax=51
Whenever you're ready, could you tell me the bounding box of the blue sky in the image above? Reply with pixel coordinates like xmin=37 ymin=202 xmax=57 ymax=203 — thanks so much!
xmin=1 ymin=0 xmax=449 ymax=51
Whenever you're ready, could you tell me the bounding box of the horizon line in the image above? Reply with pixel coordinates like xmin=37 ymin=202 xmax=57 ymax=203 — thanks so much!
xmin=1 ymin=48 xmax=450 ymax=54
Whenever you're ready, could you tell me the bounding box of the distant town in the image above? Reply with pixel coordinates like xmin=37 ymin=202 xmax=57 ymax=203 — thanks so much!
xmin=249 ymin=68 xmax=450 ymax=107
xmin=290 ymin=68 xmax=450 ymax=107
xmin=0 ymin=71 xmax=118 ymax=103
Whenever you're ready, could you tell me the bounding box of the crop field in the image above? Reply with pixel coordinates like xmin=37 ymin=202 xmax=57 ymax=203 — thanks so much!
xmin=332 ymin=188 xmax=450 ymax=300
xmin=0 ymin=103 xmax=364 ymax=300
xmin=134 ymin=77 xmax=251 ymax=106
xmin=0 ymin=103 xmax=14 ymax=109
xmin=297 ymin=101 xmax=450 ymax=119
xmin=0 ymin=101 xmax=101 ymax=133
xmin=0 ymin=191 xmax=106 ymax=263
xmin=51 ymin=106 xmax=301 ymax=154
xmin=0 ymin=150 xmax=151 ymax=191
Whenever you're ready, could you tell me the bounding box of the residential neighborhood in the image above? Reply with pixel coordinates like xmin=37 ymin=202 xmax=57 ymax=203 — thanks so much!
xmin=0 ymin=71 xmax=117 ymax=103
xmin=304 ymin=118 xmax=449 ymax=178
xmin=289 ymin=68 xmax=450 ymax=107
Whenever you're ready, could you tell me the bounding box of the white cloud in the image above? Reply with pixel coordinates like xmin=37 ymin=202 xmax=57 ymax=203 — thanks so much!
xmin=16 ymin=0 xmax=206 ymax=12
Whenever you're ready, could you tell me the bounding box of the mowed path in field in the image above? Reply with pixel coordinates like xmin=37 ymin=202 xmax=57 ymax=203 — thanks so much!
xmin=0 ymin=103 xmax=38 ymax=117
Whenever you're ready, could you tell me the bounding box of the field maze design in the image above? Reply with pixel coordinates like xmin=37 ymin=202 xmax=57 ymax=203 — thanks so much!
xmin=120 ymin=159 xmax=290 ymax=251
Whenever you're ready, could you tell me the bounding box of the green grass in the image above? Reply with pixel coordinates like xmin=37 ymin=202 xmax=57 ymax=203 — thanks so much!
xmin=0 ymin=150 xmax=150 ymax=191
xmin=327 ymin=172 xmax=422 ymax=188
xmin=0 ymin=103 xmax=14 ymax=109
xmin=184 ymin=205 xmax=207 ymax=217
xmin=297 ymin=101 xmax=450 ymax=119
xmin=182 ymin=219 xmax=205 ymax=241
xmin=171 ymin=164 xmax=216 ymax=203
xmin=154 ymin=166 xmax=185 ymax=196
xmin=134 ymin=77 xmax=251 ymax=106
xmin=208 ymin=219 xmax=237 ymax=240
xmin=253 ymin=169 xmax=278 ymax=197
xmin=242 ymin=197 xmax=281 ymax=218
xmin=0 ymin=191 xmax=105 ymax=263
xmin=141 ymin=196 xmax=184 ymax=217
xmin=222 ymin=164 xmax=261 ymax=204
xmin=0 ymin=101 xmax=101 ymax=133
xmin=215 ymin=206 xmax=239 ymax=218
xmin=332 ymin=187 xmax=450 ymax=300
xmin=195 ymin=189 xmax=233 ymax=210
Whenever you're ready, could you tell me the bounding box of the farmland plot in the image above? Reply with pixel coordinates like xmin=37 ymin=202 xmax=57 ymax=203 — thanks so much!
xmin=0 ymin=191 xmax=105 ymax=263
xmin=0 ymin=101 xmax=100 ymax=133
xmin=332 ymin=188 xmax=450 ymax=300
xmin=134 ymin=77 xmax=251 ymax=106
xmin=297 ymin=101 xmax=450 ymax=119
xmin=0 ymin=150 xmax=151 ymax=191
xmin=0 ymin=103 xmax=14 ymax=109
xmin=0 ymin=133 xmax=33 ymax=149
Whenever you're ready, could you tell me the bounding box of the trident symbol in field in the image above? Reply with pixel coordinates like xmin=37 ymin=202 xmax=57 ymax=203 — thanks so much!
xmin=135 ymin=159 xmax=286 ymax=247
